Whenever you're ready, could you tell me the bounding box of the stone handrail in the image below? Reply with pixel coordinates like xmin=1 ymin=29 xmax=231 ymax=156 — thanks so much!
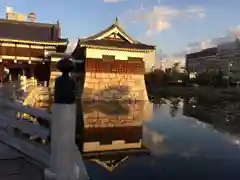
xmin=1 ymin=99 xmax=51 ymax=122
xmin=0 ymin=57 xmax=88 ymax=180
xmin=0 ymin=115 xmax=49 ymax=140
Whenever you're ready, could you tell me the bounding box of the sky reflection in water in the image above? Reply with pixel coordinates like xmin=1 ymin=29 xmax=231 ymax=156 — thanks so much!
xmin=83 ymin=98 xmax=240 ymax=180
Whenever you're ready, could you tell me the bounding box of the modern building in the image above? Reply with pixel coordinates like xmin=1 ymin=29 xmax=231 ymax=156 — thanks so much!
xmin=186 ymin=38 xmax=240 ymax=81
xmin=186 ymin=47 xmax=217 ymax=74
xmin=0 ymin=7 xmax=68 ymax=85
xmin=217 ymin=39 xmax=240 ymax=81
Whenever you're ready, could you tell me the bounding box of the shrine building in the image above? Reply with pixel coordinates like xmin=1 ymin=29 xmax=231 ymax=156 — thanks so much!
xmin=72 ymin=18 xmax=156 ymax=102
xmin=0 ymin=8 xmax=68 ymax=86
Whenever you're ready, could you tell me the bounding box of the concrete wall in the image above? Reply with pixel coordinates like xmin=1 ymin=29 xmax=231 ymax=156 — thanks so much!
xmin=86 ymin=48 xmax=145 ymax=60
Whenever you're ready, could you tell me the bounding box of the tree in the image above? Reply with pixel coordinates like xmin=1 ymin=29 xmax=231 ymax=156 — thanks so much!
xmin=144 ymin=68 xmax=166 ymax=88
xmin=169 ymin=62 xmax=182 ymax=83
xmin=196 ymin=71 xmax=212 ymax=86
xmin=172 ymin=62 xmax=181 ymax=69
xmin=213 ymin=70 xmax=228 ymax=87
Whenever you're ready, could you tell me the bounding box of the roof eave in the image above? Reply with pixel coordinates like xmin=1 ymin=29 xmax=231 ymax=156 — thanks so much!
xmin=80 ymin=44 xmax=155 ymax=52
xmin=0 ymin=38 xmax=68 ymax=45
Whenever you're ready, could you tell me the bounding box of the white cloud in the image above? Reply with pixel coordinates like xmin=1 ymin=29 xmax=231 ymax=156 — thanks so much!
xmin=161 ymin=53 xmax=186 ymax=69
xmin=143 ymin=126 xmax=172 ymax=156
xmin=122 ymin=5 xmax=205 ymax=36
xmin=188 ymin=25 xmax=240 ymax=53
xmin=158 ymin=25 xmax=240 ymax=69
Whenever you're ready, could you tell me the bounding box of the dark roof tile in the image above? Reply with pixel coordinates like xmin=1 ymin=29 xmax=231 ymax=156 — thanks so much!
xmin=80 ymin=39 xmax=155 ymax=50
xmin=0 ymin=19 xmax=64 ymax=42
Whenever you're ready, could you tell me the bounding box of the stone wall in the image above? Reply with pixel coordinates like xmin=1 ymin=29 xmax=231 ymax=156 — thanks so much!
xmin=83 ymin=59 xmax=148 ymax=102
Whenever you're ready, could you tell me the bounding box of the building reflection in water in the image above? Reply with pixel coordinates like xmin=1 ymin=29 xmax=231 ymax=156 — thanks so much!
xmin=76 ymin=101 xmax=154 ymax=171
xmin=183 ymin=97 xmax=240 ymax=146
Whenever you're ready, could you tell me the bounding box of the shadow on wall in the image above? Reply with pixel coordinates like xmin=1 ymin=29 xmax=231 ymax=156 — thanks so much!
xmin=82 ymin=84 xmax=148 ymax=102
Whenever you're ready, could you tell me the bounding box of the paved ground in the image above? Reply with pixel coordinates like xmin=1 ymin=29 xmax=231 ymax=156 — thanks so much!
xmin=0 ymin=143 xmax=44 ymax=180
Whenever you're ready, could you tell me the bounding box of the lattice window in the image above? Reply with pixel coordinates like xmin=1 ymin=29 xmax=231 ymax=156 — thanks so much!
xmin=102 ymin=55 xmax=115 ymax=61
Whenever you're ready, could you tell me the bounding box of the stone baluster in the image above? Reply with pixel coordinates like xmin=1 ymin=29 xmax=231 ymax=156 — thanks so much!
xmin=44 ymin=57 xmax=83 ymax=180
xmin=20 ymin=75 xmax=27 ymax=92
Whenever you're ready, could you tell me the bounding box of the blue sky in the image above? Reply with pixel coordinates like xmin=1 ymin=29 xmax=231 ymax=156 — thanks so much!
xmin=0 ymin=0 xmax=240 ymax=66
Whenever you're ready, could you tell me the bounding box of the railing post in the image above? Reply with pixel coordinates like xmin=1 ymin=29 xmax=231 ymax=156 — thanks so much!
xmin=20 ymin=75 xmax=27 ymax=92
xmin=44 ymin=58 xmax=79 ymax=180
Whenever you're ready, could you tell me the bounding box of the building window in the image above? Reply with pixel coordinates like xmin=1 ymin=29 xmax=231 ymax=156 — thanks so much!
xmin=102 ymin=55 xmax=115 ymax=61
xmin=127 ymin=57 xmax=143 ymax=63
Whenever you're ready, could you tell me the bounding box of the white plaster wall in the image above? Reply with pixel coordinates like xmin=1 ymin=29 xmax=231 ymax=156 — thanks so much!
xmin=143 ymin=50 xmax=156 ymax=72
xmin=86 ymin=48 xmax=156 ymax=72
xmin=86 ymin=48 xmax=145 ymax=60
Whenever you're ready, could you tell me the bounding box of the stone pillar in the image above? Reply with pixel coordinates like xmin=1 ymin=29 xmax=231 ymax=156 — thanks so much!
xmin=44 ymin=58 xmax=87 ymax=180
xmin=20 ymin=75 xmax=27 ymax=92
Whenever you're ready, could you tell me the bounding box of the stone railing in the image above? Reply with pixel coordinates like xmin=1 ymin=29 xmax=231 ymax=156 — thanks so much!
xmin=18 ymin=86 xmax=51 ymax=123
xmin=0 ymin=58 xmax=88 ymax=180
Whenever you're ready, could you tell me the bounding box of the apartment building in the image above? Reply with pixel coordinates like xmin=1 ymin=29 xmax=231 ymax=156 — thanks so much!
xmin=186 ymin=38 xmax=240 ymax=80
xmin=186 ymin=47 xmax=217 ymax=74
xmin=217 ymin=39 xmax=240 ymax=79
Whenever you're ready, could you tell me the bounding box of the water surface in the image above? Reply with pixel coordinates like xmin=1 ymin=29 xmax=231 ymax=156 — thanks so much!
xmin=82 ymin=98 xmax=240 ymax=180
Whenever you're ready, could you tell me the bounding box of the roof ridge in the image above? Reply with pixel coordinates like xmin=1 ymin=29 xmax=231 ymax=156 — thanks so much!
xmin=0 ymin=18 xmax=57 ymax=27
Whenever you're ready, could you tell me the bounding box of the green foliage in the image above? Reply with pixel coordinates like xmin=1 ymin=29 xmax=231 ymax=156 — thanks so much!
xmin=195 ymin=70 xmax=228 ymax=87
xmin=145 ymin=65 xmax=229 ymax=88
xmin=145 ymin=64 xmax=190 ymax=87
xmin=195 ymin=71 xmax=213 ymax=86
xmin=145 ymin=69 xmax=166 ymax=88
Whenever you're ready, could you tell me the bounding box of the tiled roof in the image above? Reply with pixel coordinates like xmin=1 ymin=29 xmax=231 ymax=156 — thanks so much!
xmin=0 ymin=19 xmax=66 ymax=42
xmin=82 ymin=23 xmax=137 ymax=43
xmin=80 ymin=39 xmax=155 ymax=50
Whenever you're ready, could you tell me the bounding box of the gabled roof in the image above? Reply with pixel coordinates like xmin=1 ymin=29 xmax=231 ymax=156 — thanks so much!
xmin=80 ymin=17 xmax=137 ymax=43
xmin=78 ymin=17 xmax=155 ymax=50
xmin=0 ymin=18 xmax=68 ymax=43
